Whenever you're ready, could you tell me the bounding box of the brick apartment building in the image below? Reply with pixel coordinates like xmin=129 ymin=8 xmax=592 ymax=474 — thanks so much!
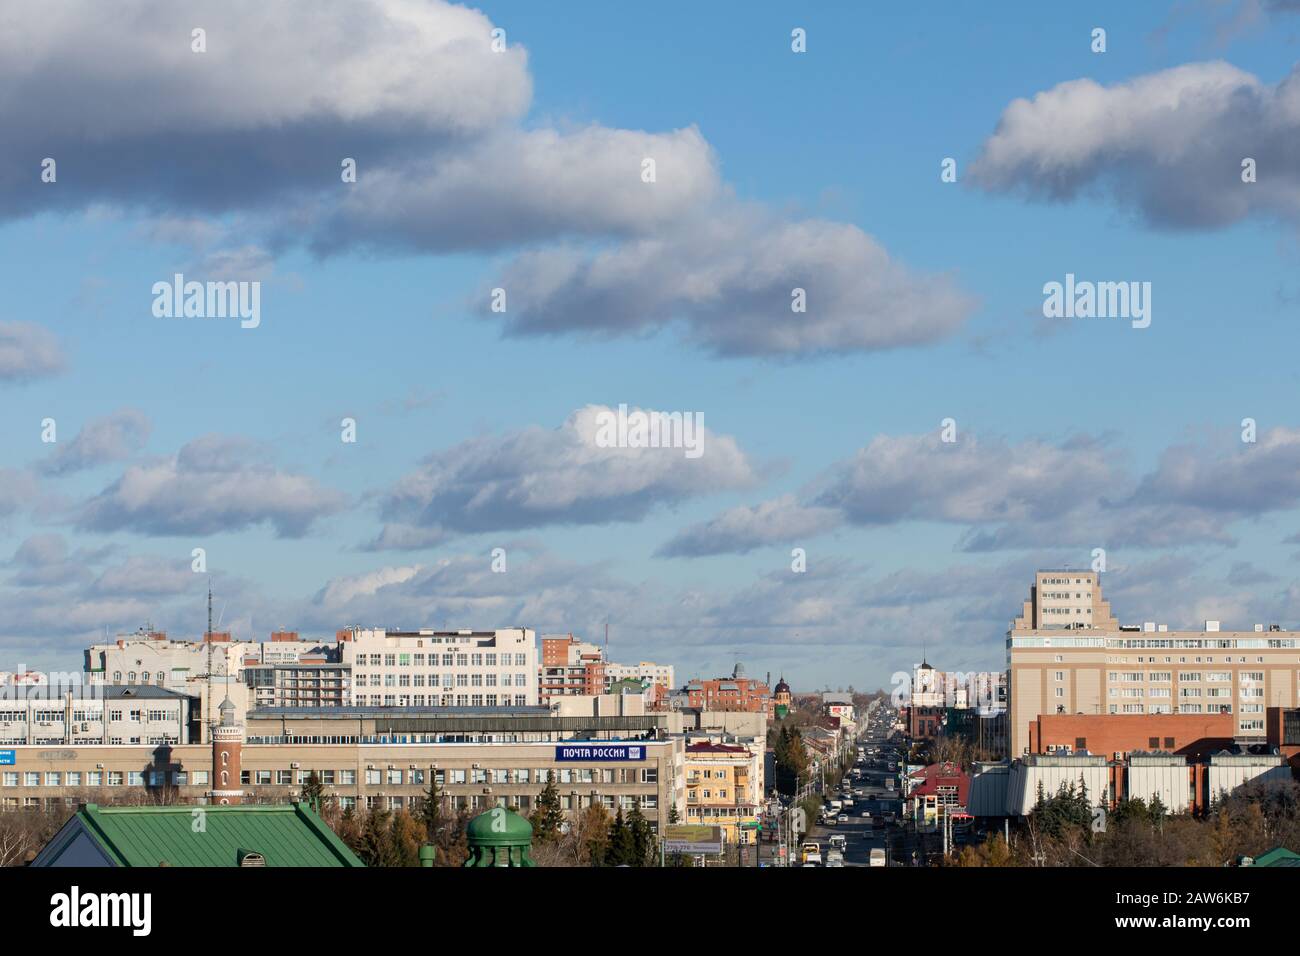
xmin=1008 ymin=570 xmax=1300 ymax=756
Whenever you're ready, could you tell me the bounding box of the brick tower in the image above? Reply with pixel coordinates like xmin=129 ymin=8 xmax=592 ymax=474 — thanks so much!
xmin=209 ymin=696 xmax=244 ymax=806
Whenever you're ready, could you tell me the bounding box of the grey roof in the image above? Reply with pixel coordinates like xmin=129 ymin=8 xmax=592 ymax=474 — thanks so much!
xmin=103 ymin=685 xmax=196 ymax=701
xmin=249 ymin=705 xmax=552 ymax=719
xmin=0 ymin=683 xmax=196 ymax=702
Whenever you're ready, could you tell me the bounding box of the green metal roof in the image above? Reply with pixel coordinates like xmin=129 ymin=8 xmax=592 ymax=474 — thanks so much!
xmin=1249 ymin=846 xmax=1300 ymax=867
xmin=71 ymin=802 xmax=364 ymax=867
xmin=466 ymin=805 xmax=533 ymax=846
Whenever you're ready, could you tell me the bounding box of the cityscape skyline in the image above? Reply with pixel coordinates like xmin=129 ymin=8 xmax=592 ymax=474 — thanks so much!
xmin=6 ymin=1 xmax=1300 ymax=692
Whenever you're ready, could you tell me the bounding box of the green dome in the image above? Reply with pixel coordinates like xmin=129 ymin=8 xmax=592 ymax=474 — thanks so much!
xmin=466 ymin=806 xmax=533 ymax=846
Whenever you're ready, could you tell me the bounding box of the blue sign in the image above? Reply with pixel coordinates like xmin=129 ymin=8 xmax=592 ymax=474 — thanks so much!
xmin=554 ymin=743 xmax=646 ymax=762
xmin=0 ymin=750 xmax=14 ymax=766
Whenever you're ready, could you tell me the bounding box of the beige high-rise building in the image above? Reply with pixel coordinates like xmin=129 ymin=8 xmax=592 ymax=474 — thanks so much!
xmin=1008 ymin=570 xmax=1300 ymax=757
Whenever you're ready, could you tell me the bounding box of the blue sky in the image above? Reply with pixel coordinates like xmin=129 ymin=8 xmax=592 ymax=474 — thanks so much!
xmin=4 ymin=0 xmax=1300 ymax=688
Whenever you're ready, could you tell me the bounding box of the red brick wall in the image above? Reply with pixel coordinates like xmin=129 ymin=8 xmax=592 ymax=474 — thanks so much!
xmin=1029 ymin=713 xmax=1234 ymax=759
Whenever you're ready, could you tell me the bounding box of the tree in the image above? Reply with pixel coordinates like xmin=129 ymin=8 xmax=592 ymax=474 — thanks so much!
xmin=299 ymin=771 xmax=326 ymax=812
xmin=627 ymin=803 xmax=654 ymax=867
xmin=531 ymin=771 xmax=565 ymax=843
xmin=577 ymin=804 xmax=612 ymax=866
xmin=360 ymin=808 xmax=400 ymax=867
xmin=335 ymin=803 xmax=363 ymax=857
xmin=606 ymin=807 xmax=634 ymax=866
xmin=418 ymin=781 xmax=443 ymax=844
xmin=389 ymin=809 xmax=424 ymax=866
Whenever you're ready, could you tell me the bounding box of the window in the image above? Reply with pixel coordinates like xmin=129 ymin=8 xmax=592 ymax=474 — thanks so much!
xmin=365 ymin=769 xmax=381 ymax=785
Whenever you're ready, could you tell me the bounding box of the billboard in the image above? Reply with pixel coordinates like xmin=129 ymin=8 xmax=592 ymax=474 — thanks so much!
xmin=554 ymin=743 xmax=646 ymax=762
xmin=0 ymin=750 xmax=14 ymax=766
xmin=662 ymin=824 xmax=723 ymax=855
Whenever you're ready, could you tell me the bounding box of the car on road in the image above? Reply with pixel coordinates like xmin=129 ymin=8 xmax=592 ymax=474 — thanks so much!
xmin=801 ymin=842 xmax=821 ymax=863
xmin=861 ymin=810 xmax=871 ymax=818
xmin=825 ymin=849 xmax=844 ymax=867
xmin=829 ymin=834 xmax=847 ymax=849
xmin=869 ymin=848 xmax=886 ymax=867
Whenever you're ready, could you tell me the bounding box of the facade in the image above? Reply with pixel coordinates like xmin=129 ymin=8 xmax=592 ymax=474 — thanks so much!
xmin=983 ymin=750 xmax=1291 ymax=818
xmin=0 ymin=735 xmax=684 ymax=823
xmin=604 ymin=661 xmax=675 ymax=693
xmin=907 ymin=705 xmax=945 ymax=741
xmin=1027 ymin=712 xmax=1235 ymax=760
xmin=905 ymin=762 xmax=971 ymax=828
xmin=538 ymin=634 xmax=606 ymax=701
xmin=773 ymin=677 xmax=792 ymax=718
xmin=912 ymin=661 xmax=1006 ymax=713
xmin=0 ymin=685 xmax=195 ymax=745
xmin=683 ymin=663 xmax=772 ymax=715
xmin=244 ymin=662 xmax=350 ymax=709
xmin=1007 ymin=570 xmax=1300 ymax=756
xmin=341 ymin=627 xmax=538 ymax=708
xmin=682 ymin=740 xmax=764 ymax=842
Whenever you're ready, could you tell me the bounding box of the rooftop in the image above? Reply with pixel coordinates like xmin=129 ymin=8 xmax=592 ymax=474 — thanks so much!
xmin=32 ymin=801 xmax=363 ymax=867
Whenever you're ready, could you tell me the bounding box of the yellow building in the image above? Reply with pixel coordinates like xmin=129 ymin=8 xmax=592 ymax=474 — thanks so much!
xmin=683 ymin=741 xmax=763 ymax=844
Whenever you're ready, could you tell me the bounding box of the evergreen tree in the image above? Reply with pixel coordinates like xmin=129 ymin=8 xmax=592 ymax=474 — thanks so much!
xmin=531 ymin=770 xmax=564 ymax=843
xmin=360 ymin=808 xmax=400 ymax=867
xmin=606 ymin=807 xmax=634 ymax=865
xmin=627 ymin=803 xmax=653 ymax=867
xmin=418 ymin=780 xmax=442 ymax=843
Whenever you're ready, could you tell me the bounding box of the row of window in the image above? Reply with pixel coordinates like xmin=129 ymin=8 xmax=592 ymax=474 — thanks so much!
xmin=0 ymin=793 xmax=660 ymax=813
xmin=355 ymin=673 xmax=530 ymax=688
xmin=1 ymin=765 xmax=661 ymax=788
xmin=0 ymin=736 xmax=178 ymax=746
xmin=2 ymin=770 xmax=209 ymax=787
xmin=354 ymin=652 xmax=528 ymax=667
xmin=354 ymin=694 xmax=530 ymax=707
xmin=0 ymin=709 xmax=174 ymax=724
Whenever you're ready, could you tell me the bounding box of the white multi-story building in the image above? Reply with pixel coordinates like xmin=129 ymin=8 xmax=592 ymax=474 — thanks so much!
xmin=605 ymin=661 xmax=675 ymax=692
xmin=340 ymin=628 xmax=538 ymax=707
xmin=0 ymin=684 xmax=195 ymax=745
xmin=912 ymin=662 xmax=1006 ymax=714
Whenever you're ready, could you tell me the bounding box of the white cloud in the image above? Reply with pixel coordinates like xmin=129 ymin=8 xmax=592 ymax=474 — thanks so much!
xmin=0 ymin=321 xmax=65 ymax=382
xmin=971 ymin=61 xmax=1300 ymax=228
xmin=370 ymin=405 xmax=757 ymax=545
xmin=77 ymin=434 xmax=347 ymax=537
xmin=657 ymin=495 xmax=841 ymax=557
xmin=488 ymin=207 xmax=974 ymax=358
xmin=38 ymin=408 xmax=150 ymax=475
